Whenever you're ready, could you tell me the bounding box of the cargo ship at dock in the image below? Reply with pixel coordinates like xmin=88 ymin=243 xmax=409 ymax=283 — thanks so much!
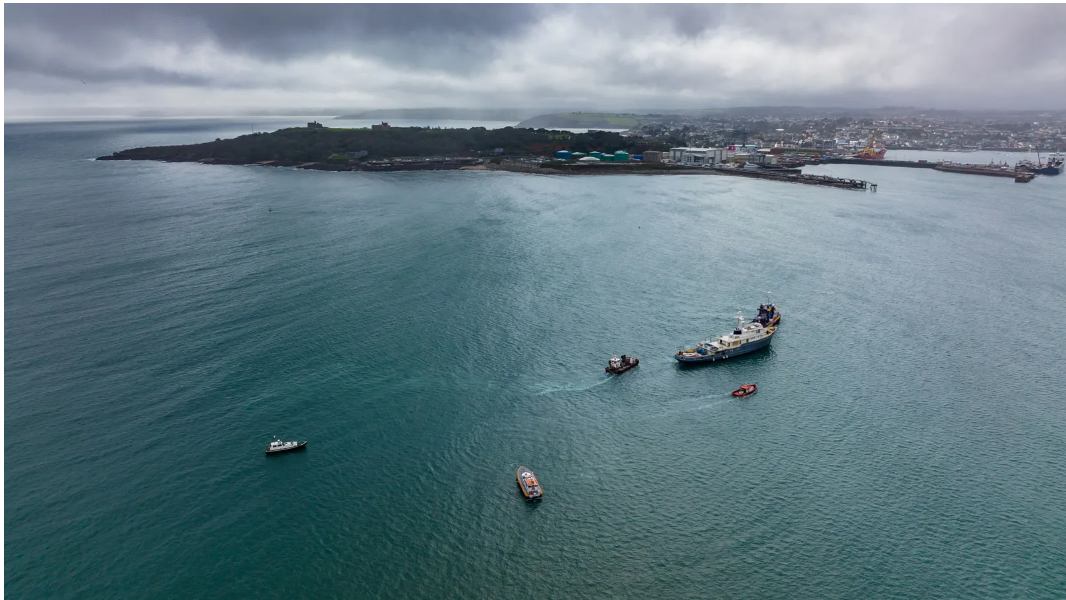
xmin=1016 ymin=152 xmax=1063 ymax=176
xmin=1039 ymin=153 xmax=1064 ymax=175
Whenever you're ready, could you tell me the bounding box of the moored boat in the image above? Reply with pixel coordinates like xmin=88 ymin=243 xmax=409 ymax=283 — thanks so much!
xmin=1039 ymin=153 xmax=1064 ymax=175
xmin=265 ymin=438 xmax=307 ymax=454
xmin=752 ymin=302 xmax=780 ymax=327
xmin=606 ymin=355 xmax=639 ymax=374
xmin=675 ymin=309 xmax=778 ymax=365
xmin=516 ymin=466 xmax=543 ymax=499
xmin=732 ymin=384 xmax=757 ymax=397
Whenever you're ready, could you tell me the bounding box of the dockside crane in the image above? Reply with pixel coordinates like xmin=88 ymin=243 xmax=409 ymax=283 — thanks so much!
xmin=854 ymin=129 xmax=887 ymax=159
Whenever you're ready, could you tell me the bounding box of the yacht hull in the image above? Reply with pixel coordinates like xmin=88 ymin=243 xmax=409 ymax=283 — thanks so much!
xmin=265 ymin=441 xmax=307 ymax=454
xmin=675 ymin=332 xmax=774 ymax=364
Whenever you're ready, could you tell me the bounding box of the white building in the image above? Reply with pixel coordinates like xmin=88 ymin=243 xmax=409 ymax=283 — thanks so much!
xmin=669 ymin=147 xmax=728 ymax=165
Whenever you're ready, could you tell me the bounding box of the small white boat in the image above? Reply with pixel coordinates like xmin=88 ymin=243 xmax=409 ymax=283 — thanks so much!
xmin=265 ymin=438 xmax=307 ymax=454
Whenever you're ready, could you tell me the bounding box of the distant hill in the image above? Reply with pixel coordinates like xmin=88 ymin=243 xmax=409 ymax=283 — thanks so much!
xmin=334 ymin=108 xmax=542 ymax=122
xmin=516 ymin=112 xmax=642 ymax=129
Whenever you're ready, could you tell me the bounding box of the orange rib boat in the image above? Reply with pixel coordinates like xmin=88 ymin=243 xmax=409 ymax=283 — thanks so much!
xmin=732 ymin=384 xmax=757 ymax=397
xmin=516 ymin=466 xmax=543 ymax=500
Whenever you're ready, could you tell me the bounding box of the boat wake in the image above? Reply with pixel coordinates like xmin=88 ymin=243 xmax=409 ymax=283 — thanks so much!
xmin=649 ymin=393 xmax=738 ymax=418
xmin=533 ymin=377 xmax=611 ymax=396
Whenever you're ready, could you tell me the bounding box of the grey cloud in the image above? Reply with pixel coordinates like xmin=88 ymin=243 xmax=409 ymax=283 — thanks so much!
xmin=5 ymin=4 xmax=542 ymax=77
xmin=5 ymin=3 xmax=1066 ymax=115
xmin=5 ymin=47 xmax=214 ymax=87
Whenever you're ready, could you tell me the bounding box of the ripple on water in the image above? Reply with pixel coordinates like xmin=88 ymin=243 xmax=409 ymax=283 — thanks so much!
xmin=5 ymin=122 xmax=1066 ymax=599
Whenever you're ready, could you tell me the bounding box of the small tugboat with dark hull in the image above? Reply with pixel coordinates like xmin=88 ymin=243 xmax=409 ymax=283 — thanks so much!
xmin=516 ymin=466 xmax=543 ymax=500
xmin=606 ymin=355 xmax=639 ymax=374
xmin=675 ymin=308 xmax=778 ymax=365
xmin=265 ymin=438 xmax=307 ymax=455
xmin=752 ymin=302 xmax=780 ymax=328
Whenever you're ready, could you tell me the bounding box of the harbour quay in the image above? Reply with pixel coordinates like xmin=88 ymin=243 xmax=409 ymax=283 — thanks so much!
xmin=822 ymin=157 xmax=1039 ymax=182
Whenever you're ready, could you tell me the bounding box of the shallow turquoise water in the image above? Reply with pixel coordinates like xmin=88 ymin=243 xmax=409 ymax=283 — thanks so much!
xmin=6 ymin=119 xmax=1066 ymax=599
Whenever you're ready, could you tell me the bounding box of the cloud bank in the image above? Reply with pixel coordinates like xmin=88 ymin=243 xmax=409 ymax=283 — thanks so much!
xmin=5 ymin=3 xmax=1066 ymax=116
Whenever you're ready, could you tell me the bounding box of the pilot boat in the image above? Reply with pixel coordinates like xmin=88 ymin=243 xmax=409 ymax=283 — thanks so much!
xmin=606 ymin=355 xmax=639 ymax=374
xmin=732 ymin=384 xmax=757 ymax=397
xmin=675 ymin=309 xmax=778 ymax=364
xmin=265 ymin=438 xmax=307 ymax=454
xmin=516 ymin=466 xmax=543 ymax=500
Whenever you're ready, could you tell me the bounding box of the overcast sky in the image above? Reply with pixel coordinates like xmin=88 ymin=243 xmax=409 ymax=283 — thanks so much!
xmin=5 ymin=3 xmax=1066 ymax=117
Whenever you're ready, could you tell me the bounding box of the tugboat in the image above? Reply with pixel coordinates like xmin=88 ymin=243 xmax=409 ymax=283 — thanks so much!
xmin=732 ymin=384 xmax=757 ymax=397
xmin=265 ymin=438 xmax=307 ymax=455
xmin=752 ymin=302 xmax=780 ymax=328
xmin=675 ymin=309 xmax=778 ymax=364
xmin=516 ymin=466 xmax=543 ymax=500
xmin=606 ymin=355 xmax=639 ymax=374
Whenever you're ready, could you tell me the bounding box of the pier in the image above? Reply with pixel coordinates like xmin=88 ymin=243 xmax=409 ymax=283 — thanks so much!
xmin=820 ymin=157 xmax=1037 ymax=182
xmin=706 ymin=168 xmax=874 ymax=190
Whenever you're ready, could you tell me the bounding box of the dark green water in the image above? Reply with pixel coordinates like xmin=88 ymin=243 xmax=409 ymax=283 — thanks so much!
xmin=6 ymin=119 xmax=1066 ymax=599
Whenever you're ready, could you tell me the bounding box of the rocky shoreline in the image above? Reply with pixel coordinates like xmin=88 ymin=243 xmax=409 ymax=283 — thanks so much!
xmin=96 ymin=155 xmax=874 ymax=189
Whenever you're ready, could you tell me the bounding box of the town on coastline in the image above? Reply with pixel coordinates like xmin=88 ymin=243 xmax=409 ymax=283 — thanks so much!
xmin=97 ymin=108 xmax=1065 ymax=187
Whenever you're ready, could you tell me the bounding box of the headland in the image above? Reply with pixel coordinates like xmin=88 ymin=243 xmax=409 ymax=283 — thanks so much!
xmin=96 ymin=123 xmax=661 ymax=169
xmin=96 ymin=122 xmax=880 ymax=189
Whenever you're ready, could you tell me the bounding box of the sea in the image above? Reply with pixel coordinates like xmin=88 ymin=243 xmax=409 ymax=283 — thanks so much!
xmin=5 ymin=117 xmax=1066 ymax=599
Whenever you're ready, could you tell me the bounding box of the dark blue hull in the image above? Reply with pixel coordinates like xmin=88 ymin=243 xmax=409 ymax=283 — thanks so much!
xmin=674 ymin=332 xmax=774 ymax=364
xmin=1038 ymin=163 xmax=1063 ymax=175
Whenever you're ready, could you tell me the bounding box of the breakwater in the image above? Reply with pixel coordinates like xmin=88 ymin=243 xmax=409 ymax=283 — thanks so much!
xmin=821 ymin=157 xmax=1035 ymax=182
xmin=710 ymin=168 xmax=874 ymax=190
xmin=490 ymin=161 xmax=875 ymax=190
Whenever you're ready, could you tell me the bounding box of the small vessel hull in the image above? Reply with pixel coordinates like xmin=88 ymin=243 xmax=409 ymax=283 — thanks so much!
xmin=732 ymin=384 xmax=757 ymax=397
xmin=606 ymin=358 xmax=639 ymax=374
xmin=752 ymin=305 xmax=780 ymax=328
xmin=675 ymin=333 xmax=773 ymax=364
xmin=516 ymin=466 xmax=543 ymax=500
xmin=265 ymin=441 xmax=307 ymax=454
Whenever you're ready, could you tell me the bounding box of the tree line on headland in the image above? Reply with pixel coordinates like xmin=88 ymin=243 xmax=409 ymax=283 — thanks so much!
xmin=98 ymin=126 xmax=670 ymax=164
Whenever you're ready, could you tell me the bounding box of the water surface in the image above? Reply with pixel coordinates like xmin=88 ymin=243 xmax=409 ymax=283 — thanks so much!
xmin=6 ymin=119 xmax=1066 ymax=599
